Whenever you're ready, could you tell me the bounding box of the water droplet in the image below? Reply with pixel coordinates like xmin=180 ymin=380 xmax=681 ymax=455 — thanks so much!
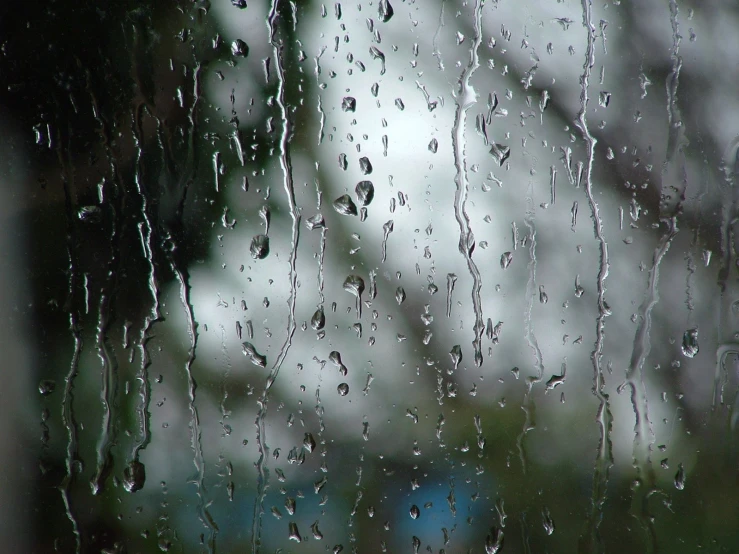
xmin=674 ymin=463 xmax=686 ymax=490
xmin=428 ymin=138 xmax=438 ymax=153
xmin=539 ymin=285 xmax=548 ymax=304
xmin=77 ymin=205 xmax=101 ymax=223
xmin=342 ymin=97 xmax=357 ymax=112
xmin=231 ymin=0 xmax=247 ymax=8
xmin=489 ymin=143 xmax=511 ymax=166
xmin=409 ymin=504 xmax=420 ymax=519
xmin=311 ymin=521 xmax=324 ymax=540
xmin=123 ymin=460 xmax=146 ymax=493
xmin=231 ymin=39 xmax=249 ymax=57
xmin=485 ymin=527 xmax=504 ymax=554
xmin=303 ymin=433 xmax=316 ymax=453
xmin=250 ymin=234 xmax=269 ymax=259
xmin=395 ymin=286 xmax=406 ymax=305
xmin=343 ymin=275 xmax=365 ymax=299
xmin=311 ymin=307 xmax=326 ymax=330
xmin=542 ymin=507 xmax=555 ymax=535
xmin=306 ymin=214 xmax=326 ymax=230
xmin=355 ymin=181 xmax=375 ymax=206
xmin=681 ymin=328 xmax=699 ymax=358
xmin=38 ymin=379 xmax=56 ymax=396
xmin=500 ymin=252 xmax=513 ymax=269
xmin=598 ymin=91 xmax=611 ymax=107
xmin=288 ymin=521 xmax=302 ymax=542
xmin=378 ymin=0 xmax=394 ymax=22
xmin=359 ymin=157 xmax=373 ymax=175
xmin=395 ymin=98 xmax=405 ymax=111
xmin=242 ymin=342 xmax=267 ymax=367
xmin=449 ymin=345 xmax=463 ymax=370
xmin=333 ymin=194 xmax=358 ymax=216
xmin=337 ymin=383 xmax=349 ymax=396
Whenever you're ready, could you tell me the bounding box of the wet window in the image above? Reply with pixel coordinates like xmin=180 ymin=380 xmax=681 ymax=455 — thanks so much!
xmin=2 ymin=0 xmax=739 ymax=552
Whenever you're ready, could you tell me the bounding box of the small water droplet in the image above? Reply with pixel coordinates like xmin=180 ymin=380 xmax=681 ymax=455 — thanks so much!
xmin=395 ymin=286 xmax=406 ymax=305
xmin=539 ymin=285 xmax=548 ymax=304
xmin=311 ymin=520 xmax=324 ymax=540
xmin=428 ymin=138 xmax=438 ymax=153
xmin=409 ymin=504 xmax=420 ymax=519
xmin=500 ymin=252 xmax=513 ymax=269
xmin=337 ymin=383 xmax=350 ymax=396
xmin=242 ymin=342 xmax=267 ymax=367
xmin=674 ymin=463 xmax=686 ymax=490
xmin=542 ymin=507 xmax=554 ymax=535
xmin=38 ymin=379 xmax=56 ymax=396
xmin=681 ymin=328 xmax=699 ymax=358
xmin=449 ymin=345 xmax=463 ymax=370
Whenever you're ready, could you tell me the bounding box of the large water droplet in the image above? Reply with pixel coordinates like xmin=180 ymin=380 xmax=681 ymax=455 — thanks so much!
xmin=489 ymin=143 xmax=511 ymax=166
xmin=242 ymin=342 xmax=267 ymax=367
xmin=288 ymin=521 xmax=302 ymax=542
xmin=337 ymin=383 xmax=349 ymax=396
xmin=355 ymin=181 xmax=375 ymax=206
xmin=123 ymin=460 xmax=146 ymax=493
xmin=306 ymin=214 xmax=325 ymax=230
xmin=231 ymin=39 xmax=249 ymax=57
xmin=333 ymin=195 xmax=358 ymax=216
xmin=341 ymin=97 xmax=357 ymax=112
xmin=250 ymin=234 xmax=269 ymax=259
xmin=359 ymin=157 xmax=373 ymax=175
xmin=311 ymin=307 xmax=326 ymax=330
xmin=343 ymin=275 xmax=365 ymax=298
xmin=378 ymin=0 xmax=394 ymax=22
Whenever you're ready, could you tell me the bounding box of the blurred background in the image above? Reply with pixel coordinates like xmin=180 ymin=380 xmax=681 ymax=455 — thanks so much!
xmin=2 ymin=0 xmax=739 ymax=552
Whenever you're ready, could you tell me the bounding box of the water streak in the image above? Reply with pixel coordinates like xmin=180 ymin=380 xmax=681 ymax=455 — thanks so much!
xmin=451 ymin=0 xmax=485 ymax=367
xmin=516 ymin=186 xmax=544 ymax=474
xmin=574 ymin=2 xmax=614 ymax=552
xmin=57 ymin=125 xmax=83 ymax=554
xmin=131 ymin=104 xmax=160 ymax=463
xmin=252 ymin=3 xmax=302 ymax=551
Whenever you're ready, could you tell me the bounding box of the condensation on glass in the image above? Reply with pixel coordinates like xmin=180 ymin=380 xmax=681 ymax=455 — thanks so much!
xmin=1 ymin=0 xmax=739 ymax=552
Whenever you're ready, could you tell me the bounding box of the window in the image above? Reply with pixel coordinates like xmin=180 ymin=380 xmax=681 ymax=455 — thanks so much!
xmin=1 ymin=0 xmax=737 ymax=552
